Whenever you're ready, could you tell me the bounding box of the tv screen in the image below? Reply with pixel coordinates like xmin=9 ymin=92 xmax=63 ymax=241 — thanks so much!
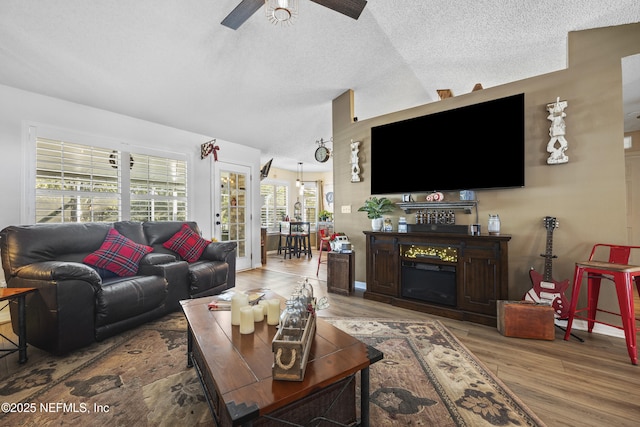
xmin=370 ymin=93 xmax=525 ymax=194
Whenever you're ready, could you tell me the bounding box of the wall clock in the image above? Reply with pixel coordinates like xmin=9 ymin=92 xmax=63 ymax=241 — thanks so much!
xmin=315 ymin=146 xmax=330 ymax=163
xmin=314 ymin=138 xmax=332 ymax=163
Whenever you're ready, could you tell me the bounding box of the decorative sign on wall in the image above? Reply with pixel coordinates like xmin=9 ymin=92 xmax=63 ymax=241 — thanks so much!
xmin=350 ymin=139 xmax=361 ymax=182
xmin=546 ymin=97 xmax=568 ymax=164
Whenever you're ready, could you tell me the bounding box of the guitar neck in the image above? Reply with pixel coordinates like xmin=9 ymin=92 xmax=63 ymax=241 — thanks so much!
xmin=542 ymin=228 xmax=555 ymax=282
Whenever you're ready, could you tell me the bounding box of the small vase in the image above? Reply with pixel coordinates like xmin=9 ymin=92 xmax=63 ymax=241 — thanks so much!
xmin=371 ymin=218 xmax=383 ymax=231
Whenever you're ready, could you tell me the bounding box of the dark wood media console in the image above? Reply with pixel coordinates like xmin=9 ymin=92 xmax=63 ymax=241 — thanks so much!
xmin=363 ymin=231 xmax=510 ymax=327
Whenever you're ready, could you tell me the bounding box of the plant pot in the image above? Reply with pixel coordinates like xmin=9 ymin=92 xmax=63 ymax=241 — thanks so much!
xmin=371 ymin=218 xmax=383 ymax=231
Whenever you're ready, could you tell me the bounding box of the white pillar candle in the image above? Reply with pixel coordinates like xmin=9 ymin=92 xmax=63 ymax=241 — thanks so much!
xmin=239 ymin=306 xmax=255 ymax=334
xmin=267 ymin=299 xmax=281 ymax=326
xmin=253 ymin=305 xmax=264 ymax=322
xmin=258 ymin=299 xmax=269 ymax=316
xmin=231 ymin=293 xmax=249 ymax=326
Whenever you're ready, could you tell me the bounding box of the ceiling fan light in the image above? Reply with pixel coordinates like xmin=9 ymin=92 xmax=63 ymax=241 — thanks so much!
xmin=265 ymin=0 xmax=298 ymax=25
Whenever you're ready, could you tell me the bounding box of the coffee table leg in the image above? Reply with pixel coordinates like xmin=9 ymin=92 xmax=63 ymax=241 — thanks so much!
xmin=17 ymin=295 xmax=27 ymax=364
xmin=186 ymin=325 xmax=193 ymax=368
xmin=361 ymin=366 xmax=370 ymax=427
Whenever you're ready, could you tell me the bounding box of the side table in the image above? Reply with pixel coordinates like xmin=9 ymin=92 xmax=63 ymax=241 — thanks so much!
xmin=0 ymin=287 xmax=37 ymax=363
xmin=327 ymin=251 xmax=355 ymax=295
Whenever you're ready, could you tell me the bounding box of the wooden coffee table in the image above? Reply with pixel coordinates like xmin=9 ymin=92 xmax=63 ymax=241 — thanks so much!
xmin=181 ymin=291 xmax=382 ymax=426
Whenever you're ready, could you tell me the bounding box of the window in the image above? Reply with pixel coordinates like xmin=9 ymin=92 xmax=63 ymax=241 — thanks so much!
xmin=35 ymin=137 xmax=187 ymax=223
xmin=301 ymin=183 xmax=318 ymax=228
xmin=129 ymin=153 xmax=187 ymax=222
xmin=260 ymin=182 xmax=288 ymax=232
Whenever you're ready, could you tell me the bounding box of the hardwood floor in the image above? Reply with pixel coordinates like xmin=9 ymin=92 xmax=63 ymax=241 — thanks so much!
xmin=254 ymin=252 xmax=640 ymax=427
xmin=0 ymin=252 xmax=638 ymax=426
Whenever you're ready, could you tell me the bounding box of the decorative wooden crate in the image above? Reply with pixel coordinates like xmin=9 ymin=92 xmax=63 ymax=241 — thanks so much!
xmin=272 ymin=313 xmax=316 ymax=381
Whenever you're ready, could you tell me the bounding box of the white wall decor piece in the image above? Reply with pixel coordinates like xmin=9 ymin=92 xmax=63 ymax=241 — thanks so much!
xmin=350 ymin=140 xmax=361 ymax=182
xmin=546 ymin=97 xmax=569 ymax=164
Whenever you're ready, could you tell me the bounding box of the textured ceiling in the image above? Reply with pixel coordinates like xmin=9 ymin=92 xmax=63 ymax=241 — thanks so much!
xmin=0 ymin=1 xmax=638 ymax=172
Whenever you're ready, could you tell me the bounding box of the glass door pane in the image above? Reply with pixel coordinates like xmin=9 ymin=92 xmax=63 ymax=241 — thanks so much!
xmin=215 ymin=163 xmax=251 ymax=270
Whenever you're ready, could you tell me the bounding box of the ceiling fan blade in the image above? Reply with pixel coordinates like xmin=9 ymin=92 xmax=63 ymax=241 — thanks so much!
xmin=310 ymin=0 xmax=367 ymax=20
xmin=221 ymin=0 xmax=263 ymax=30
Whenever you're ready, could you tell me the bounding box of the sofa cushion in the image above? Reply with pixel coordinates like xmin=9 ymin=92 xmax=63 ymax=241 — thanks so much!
xmin=95 ymin=275 xmax=167 ymax=327
xmin=83 ymin=228 xmax=153 ymax=277
xmin=163 ymin=223 xmax=210 ymax=263
xmin=1 ymin=223 xmax=112 ymax=275
xmin=114 ymin=221 xmax=147 ymax=245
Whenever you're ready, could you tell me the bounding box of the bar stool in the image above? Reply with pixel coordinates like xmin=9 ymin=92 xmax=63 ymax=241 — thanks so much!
xmin=563 ymin=243 xmax=640 ymax=364
xmin=277 ymin=222 xmax=290 ymax=255
xmin=296 ymin=223 xmax=312 ymax=259
xmin=282 ymin=233 xmax=297 ymax=259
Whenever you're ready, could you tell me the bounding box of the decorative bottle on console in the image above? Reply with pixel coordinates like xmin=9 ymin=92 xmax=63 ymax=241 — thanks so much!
xmin=488 ymin=214 xmax=501 ymax=235
xmin=398 ymin=217 xmax=407 ymax=233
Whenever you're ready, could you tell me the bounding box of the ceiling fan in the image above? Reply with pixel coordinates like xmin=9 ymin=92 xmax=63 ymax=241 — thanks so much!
xmin=221 ymin=0 xmax=368 ymax=30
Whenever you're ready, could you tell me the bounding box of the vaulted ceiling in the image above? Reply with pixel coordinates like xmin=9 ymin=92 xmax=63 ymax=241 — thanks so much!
xmin=0 ymin=1 xmax=638 ymax=172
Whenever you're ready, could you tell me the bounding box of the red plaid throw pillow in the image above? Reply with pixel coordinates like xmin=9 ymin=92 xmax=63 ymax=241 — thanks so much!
xmin=163 ymin=223 xmax=210 ymax=263
xmin=84 ymin=228 xmax=153 ymax=277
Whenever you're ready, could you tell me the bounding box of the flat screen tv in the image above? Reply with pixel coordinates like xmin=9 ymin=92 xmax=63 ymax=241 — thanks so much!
xmin=370 ymin=93 xmax=525 ymax=194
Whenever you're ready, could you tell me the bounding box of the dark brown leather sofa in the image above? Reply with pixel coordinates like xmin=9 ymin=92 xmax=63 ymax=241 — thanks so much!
xmin=0 ymin=221 xmax=236 ymax=355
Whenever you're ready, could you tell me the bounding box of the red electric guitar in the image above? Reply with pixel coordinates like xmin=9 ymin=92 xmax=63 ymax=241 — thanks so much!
xmin=524 ymin=216 xmax=570 ymax=319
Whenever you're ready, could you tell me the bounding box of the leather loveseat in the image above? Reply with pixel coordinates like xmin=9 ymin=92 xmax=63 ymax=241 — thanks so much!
xmin=0 ymin=221 xmax=236 ymax=355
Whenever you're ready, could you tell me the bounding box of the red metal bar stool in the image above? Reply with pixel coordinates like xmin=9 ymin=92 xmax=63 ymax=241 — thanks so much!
xmin=316 ymin=229 xmax=331 ymax=276
xmin=563 ymin=243 xmax=640 ymax=364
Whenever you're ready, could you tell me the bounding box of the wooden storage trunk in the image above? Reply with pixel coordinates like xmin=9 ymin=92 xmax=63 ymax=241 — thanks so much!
xmin=497 ymin=300 xmax=555 ymax=340
xmin=272 ymin=313 xmax=316 ymax=381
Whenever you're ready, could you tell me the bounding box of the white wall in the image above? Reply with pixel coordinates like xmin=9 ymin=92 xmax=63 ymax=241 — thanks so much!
xmin=0 ymin=83 xmax=263 ymax=285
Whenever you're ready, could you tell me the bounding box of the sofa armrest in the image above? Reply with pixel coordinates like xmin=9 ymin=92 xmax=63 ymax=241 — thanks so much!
xmin=138 ymin=260 xmax=190 ymax=311
xmin=15 ymin=261 xmax=101 ymax=289
xmin=8 ymin=261 xmax=101 ymax=355
xmin=200 ymin=242 xmax=237 ymax=289
xmin=139 ymin=252 xmax=177 ymax=266
xmin=200 ymin=242 xmax=237 ymax=262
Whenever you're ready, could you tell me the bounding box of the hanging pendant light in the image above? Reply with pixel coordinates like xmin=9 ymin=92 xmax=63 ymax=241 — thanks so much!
xmin=265 ymin=0 xmax=298 ymax=26
xmin=298 ymin=162 xmax=305 ymax=195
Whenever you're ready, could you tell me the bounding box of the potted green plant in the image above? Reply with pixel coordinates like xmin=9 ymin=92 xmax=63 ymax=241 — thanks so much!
xmin=358 ymin=197 xmax=395 ymax=231
xmin=318 ymin=209 xmax=332 ymax=222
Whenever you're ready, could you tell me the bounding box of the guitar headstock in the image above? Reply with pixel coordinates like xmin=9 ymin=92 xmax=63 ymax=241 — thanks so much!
xmin=543 ymin=216 xmax=558 ymax=231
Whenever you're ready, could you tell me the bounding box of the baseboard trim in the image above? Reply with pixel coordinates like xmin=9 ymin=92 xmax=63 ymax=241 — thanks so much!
xmin=555 ymin=318 xmax=625 ymax=339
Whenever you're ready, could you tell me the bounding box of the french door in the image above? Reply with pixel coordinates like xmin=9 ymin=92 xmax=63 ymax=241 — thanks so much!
xmin=213 ymin=162 xmax=251 ymax=271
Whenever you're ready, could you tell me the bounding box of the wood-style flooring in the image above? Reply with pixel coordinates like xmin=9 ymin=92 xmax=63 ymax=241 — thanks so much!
xmin=252 ymin=252 xmax=640 ymax=427
xmin=0 ymin=252 xmax=638 ymax=426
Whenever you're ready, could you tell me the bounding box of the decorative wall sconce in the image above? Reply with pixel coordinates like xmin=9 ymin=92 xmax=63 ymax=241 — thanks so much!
xmin=546 ymin=97 xmax=569 ymax=164
xmin=350 ymin=139 xmax=361 ymax=182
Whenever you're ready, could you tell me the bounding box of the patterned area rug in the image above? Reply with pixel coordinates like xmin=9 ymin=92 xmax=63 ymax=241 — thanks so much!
xmin=0 ymin=312 xmax=212 ymax=426
xmin=327 ymin=318 xmax=546 ymax=427
xmin=0 ymin=315 xmax=544 ymax=426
